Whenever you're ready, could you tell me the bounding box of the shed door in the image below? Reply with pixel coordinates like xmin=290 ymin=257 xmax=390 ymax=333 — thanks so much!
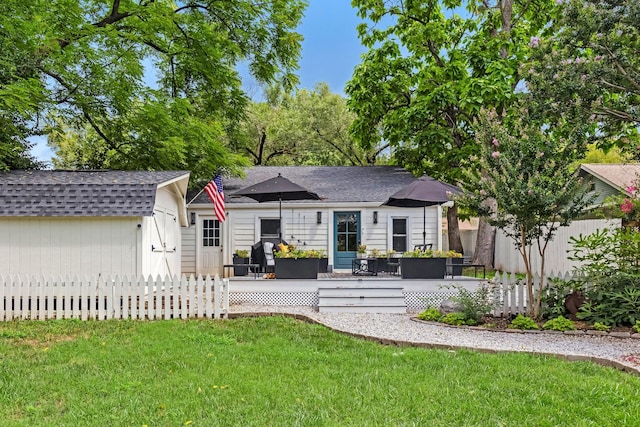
xmin=151 ymin=208 xmax=178 ymax=277
xmin=200 ymin=217 xmax=223 ymax=276
xmin=333 ymin=212 xmax=360 ymax=270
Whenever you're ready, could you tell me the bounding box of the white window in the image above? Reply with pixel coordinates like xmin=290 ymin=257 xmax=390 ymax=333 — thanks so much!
xmin=392 ymin=218 xmax=407 ymax=252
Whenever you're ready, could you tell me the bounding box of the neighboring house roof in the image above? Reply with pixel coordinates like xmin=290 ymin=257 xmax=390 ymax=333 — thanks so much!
xmin=580 ymin=163 xmax=640 ymax=196
xmin=0 ymin=170 xmax=189 ymax=217
xmin=188 ymin=166 xmax=423 ymax=205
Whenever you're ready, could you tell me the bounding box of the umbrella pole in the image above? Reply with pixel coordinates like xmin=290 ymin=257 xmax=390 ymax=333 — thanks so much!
xmin=423 ymin=205 xmax=426 ymax=246
xmin=279 ymin=196 xmax=282 ymax=242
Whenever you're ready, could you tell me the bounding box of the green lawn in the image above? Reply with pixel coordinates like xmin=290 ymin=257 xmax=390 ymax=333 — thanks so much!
xmin=1 ymin=316 xmax=639 ymax=426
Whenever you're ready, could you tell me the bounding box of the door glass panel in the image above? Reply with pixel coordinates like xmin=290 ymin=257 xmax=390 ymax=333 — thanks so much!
xmin=203 ymin=219 xmax=220 ymax=247
xmin=347 ymin=234 xmax=357 ymax=251
xmin=337 ymin=217 xmax=346 ymax=232
xmin=337 ymin=234 xmax=346 ymax=251
xmin=347 ymin=214 xmax=357 ymax=232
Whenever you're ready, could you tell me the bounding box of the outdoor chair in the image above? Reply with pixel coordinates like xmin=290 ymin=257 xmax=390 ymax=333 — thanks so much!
xmin=413 ymin=243 xmax=433 ymax=252
xmin=386 ymin=254 xmax=401 ymax=276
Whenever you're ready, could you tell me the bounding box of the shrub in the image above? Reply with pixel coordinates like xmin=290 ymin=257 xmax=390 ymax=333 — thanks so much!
xmin=591 ymin=322 xmax=611 ymax=332
xmin=540 ymin=277 xmax=581 ymax=319
xmin=543 ymin=316 xmax=576 ymax=331
xmin=633 ymin=321 xmax=640 ymax=334
xmin=440 ymin=312 xmax=472 ymax=326
xmin=417 ymin=307 xmax=442 ymax=322
xmin=576 ymin=273 xmax=640 ymax=326
xmin=446 ymin=284 xmax=497 ymax=325
xmin=569 ymin=228 xmax=640 ymax=326
xmin=509 ymin=315 xmax=539 ymax=330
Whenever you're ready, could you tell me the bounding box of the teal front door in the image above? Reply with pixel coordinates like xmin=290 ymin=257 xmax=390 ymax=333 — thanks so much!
xmin=334 ymin=212 xmax=360 ymax=270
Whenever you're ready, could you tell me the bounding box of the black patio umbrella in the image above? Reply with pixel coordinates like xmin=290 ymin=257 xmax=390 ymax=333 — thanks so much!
xmin=231 ymin=173 xmax=321 ymax=240
xmin=382 ymin=175 xmax=461 ymax=246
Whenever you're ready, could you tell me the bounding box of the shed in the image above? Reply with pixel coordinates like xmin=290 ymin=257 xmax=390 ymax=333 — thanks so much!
xmin=0 ymin=170 xmax=190 ymax=277
xmin=183 ymin=166 xmax=450 ymax=276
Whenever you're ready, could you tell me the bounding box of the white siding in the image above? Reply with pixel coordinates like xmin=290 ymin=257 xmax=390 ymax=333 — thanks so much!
xmin=181 ymin=224 xmax=196 ymax=275
xmin=183 ymin=203 xmax=442 ymax=275
xmin=0 ymin=217 xmax=141 ymax=276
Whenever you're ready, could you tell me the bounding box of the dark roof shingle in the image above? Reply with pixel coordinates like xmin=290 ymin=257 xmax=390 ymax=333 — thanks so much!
xmin=189 ymin=166 xmax=421 ymax=205
xmin=0 ymin=170 xmax=189 ymax=217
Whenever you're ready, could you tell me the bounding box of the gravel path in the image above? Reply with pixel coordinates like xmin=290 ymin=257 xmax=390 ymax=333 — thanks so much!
xmin=229 ymin=304 xmax=640 ymax=375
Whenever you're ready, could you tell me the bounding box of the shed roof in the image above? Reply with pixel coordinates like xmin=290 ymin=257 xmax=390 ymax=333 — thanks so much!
xmin=0 ymin=170 xmax=189 ymax=217
xmin=188 ymin=166 xmax=423 ymax=205
xmin=580 ymin=164 xmax=640 ymax=196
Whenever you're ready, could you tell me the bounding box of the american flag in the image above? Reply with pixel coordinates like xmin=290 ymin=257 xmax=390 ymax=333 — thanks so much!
xmin=204 ymin=174 xmax=226 ymax=222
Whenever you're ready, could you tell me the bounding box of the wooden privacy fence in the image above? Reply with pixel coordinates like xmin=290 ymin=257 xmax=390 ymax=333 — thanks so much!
xmin=490 ymin=271 xmax=576 ymax=317
xmin=0 ymin=274 xmax=229 ymax=321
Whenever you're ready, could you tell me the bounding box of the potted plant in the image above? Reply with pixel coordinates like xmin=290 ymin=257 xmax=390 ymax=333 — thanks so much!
xmin=399 ymin=249 xmax=447 ymax=279
xmin=357 ymin=244 xmax=367 ymax=259
xmin=232 ymin=249 xmax=250 ymax=276
xmin=274 ymin=245 xmax=320 ymax=279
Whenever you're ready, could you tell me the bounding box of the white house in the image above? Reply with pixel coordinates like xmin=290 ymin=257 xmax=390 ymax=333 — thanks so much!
xmin=183 ymin=166 xmax=448 ymax=276
xmin=0 ymin=170 xmax=190 ymax=277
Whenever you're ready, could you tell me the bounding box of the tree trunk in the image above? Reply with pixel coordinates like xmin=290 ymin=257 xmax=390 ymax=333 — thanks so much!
xmin=446 ymin=205 xmax=464 ymax=254
xmin=472 ymin=197 xmax=496 ymax=269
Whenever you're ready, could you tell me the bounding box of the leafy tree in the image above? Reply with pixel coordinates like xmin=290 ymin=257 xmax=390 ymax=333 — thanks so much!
xmin=459 ymin=103 xmax=594 ymax=319
xmin=580 ymin=144 xmax=632 ymax=164
xmin=231 ymin=83 xmax=384 ymax=166
xmin=1 ymin=0 xmax=306 ymax=179
xmin=526 ymin=0 xmax=640 ymax=156
xmin=346 ymin=0 xmax=557 ymax=261
xmin=0 ymin=5 xmax=45 ymax=170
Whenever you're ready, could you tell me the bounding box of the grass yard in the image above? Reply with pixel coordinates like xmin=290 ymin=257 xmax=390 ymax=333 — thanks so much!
xmin=1 ymin=316 xmax=639 ymax=426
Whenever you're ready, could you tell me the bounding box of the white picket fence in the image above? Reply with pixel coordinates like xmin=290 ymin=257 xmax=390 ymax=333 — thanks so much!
xmin=0 ymin=274 xmax=229 ymax=321
xmin=490 ymin=271 xmax=576 ymax=317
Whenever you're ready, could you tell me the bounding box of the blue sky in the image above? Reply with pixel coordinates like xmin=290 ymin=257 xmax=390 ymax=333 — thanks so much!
xmin=294 ymin=0 xmax=366 ymax=94
xmin=33 ymin=1 xmax=366 ymax=163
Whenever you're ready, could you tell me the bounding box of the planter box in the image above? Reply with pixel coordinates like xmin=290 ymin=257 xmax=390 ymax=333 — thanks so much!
xmin=233 ymin=257 xmax=249 ymax=276
xmin=374 ymin=257 xmax=390 ymax=273
xmin=318 ymin=257 xmax=329 ymax=273
xmin=274 ymin=258 xmax=319 ymax=279
xmin=400 ymin=257 xmax=446 ymax=279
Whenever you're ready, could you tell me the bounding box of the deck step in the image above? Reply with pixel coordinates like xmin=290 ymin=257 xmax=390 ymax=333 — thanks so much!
xmin=317 ymin=285 xmax=407 ymax=313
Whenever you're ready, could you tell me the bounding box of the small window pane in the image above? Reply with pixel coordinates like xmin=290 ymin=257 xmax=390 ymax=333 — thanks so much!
xmin=392 ymin=236 xmax=406 ymax=252
xmin=337 ymin=235 xmax=346 ymax=251
xmin=261 ymin=219 xmax=280 ymax=239
xmin=393 ymin=218 xmax=406 ymax=234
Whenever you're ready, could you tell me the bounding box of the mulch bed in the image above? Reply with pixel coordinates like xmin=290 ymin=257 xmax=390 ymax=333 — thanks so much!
xmin=478 ymin=315 xmax=635 ymax=334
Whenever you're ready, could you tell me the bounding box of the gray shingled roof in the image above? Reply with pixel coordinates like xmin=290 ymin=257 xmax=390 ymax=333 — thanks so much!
xmin=580 ymin=164 xmax=640 ymax=196
xmin=0 ymin=170 xmax=189 ymax=217
xmin=188 ymin=166 xmax=421 ymax=205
